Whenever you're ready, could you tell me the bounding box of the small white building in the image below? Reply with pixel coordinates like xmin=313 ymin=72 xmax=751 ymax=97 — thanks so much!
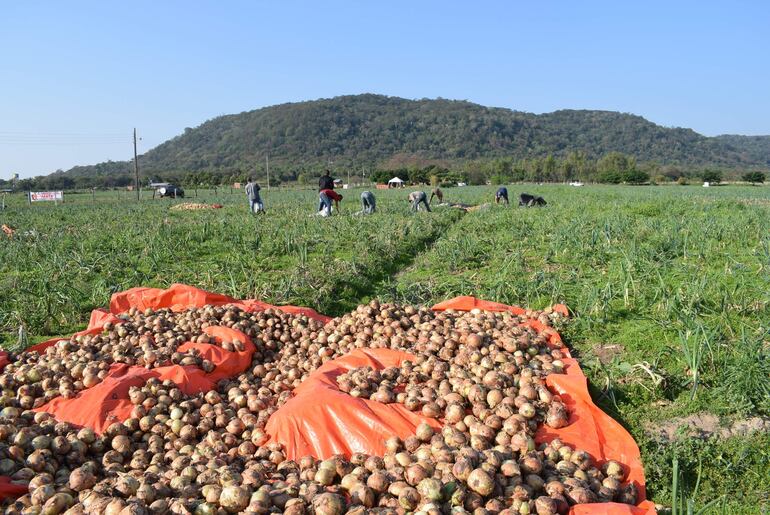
xmin=388 ymin=177 xmax=405 ymax=188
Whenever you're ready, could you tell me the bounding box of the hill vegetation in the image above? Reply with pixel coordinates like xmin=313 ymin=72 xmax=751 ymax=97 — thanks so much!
xmin=714 ymin=135 xmax=770 ymax=166
xmin=6 ymin=94 xmax=769 ymax=190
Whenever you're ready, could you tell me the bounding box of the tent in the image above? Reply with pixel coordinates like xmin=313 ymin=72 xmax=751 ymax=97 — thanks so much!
xmin=387 ymin=177 xmax=405 ymax=188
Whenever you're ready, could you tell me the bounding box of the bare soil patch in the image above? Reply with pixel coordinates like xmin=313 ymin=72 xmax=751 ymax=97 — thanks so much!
xmin=646 ymin=412 xmax=770 ymax=442
xmin=591 ymin=343 xmax=625 ymax=364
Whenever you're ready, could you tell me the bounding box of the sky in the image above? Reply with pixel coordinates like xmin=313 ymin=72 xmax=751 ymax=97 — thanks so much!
xmin=1 ymin=1 xmax=768 ymax=178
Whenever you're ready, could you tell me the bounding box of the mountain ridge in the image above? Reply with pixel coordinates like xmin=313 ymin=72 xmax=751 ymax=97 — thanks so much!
xmin=57 ymin=94 xmax=769 ymax=181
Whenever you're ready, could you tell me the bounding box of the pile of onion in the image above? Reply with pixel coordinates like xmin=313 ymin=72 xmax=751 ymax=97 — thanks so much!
xmin=0 ymin=301 xmax=638 ymax=515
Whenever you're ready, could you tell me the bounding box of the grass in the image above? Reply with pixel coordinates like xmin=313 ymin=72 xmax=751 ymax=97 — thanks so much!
xmin=1 ymin=184 xmax=769 ymax=509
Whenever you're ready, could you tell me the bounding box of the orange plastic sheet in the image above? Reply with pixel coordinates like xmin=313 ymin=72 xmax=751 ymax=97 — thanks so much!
xmin=0 ymin=477 xmax=27 ymax=499
xmin=266 ymin=296 xmax=654 ymax=515
xmin=20 ymin=285 xmax=329 ymax=433
xmin=0 ymin=284 xmax=333 ymax=500
xmin=266 ymin=349 xmax=442 ymax=459
xmin=0 ymin=287 xmax=655 ymax=513
xmin=436 ymin=297 xmax=655 ymax=515
xmin=33 ymin=325 xmax=256 ymax=433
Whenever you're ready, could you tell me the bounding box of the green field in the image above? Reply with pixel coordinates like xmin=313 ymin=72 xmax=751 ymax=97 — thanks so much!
xmin=1 ymin=184 xmax=769 ymax=511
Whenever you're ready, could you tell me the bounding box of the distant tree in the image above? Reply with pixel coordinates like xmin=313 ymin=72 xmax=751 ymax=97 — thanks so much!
xmin=677 ymin=177 xmax=689 ymax=185
xmin=623 ymin=169 xmax=650 ymax=185
xmin=742 ymin=171 xmax=765 ymax=184
xmin=370 ymin=170 xmax=392 ymax=183
xmin=701 ymin=170 xmax=722 ymax=184
xmin=490 ymin=174 xmax=507 ymax=185
xmin=543 ymin=155 xmax=558 ymax=181
xmin=598 ymin=152 xmax=636 ymax=176
xmin=597 ymin=169 xmax=623 ymax=184
xmin=407 ymin=168 xmax=429 ymax=184
xmin=467 ymin=168 xmax=487 ymax=185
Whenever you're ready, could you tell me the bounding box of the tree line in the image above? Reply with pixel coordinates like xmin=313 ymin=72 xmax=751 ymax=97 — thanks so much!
xmin=3 ymin=151 xmax=765 ymax=193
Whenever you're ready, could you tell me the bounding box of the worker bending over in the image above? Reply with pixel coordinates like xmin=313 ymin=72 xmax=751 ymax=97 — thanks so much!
xmin=318 ymin=188 xmax=342 ymax=216
xmin=495 ymin=187 xmax=509 ymax=205
xmin=430 ymin=187 xmax=443 ymax=204
xmin=358 ymin=191 xmax=376 ymax=214
xmin=409 ymin=191 xmax=432 ymax=212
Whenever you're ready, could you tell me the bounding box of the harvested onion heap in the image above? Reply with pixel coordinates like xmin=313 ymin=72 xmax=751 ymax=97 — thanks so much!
xmin=0 ymin=306 xmax=281 ymax=409
xmin=0 ymin=302 xmax=639 ymax=514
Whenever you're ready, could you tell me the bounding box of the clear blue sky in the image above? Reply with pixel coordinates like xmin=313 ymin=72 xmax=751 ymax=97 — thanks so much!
xmin=2 ymin=1 xmax=768 ymax=178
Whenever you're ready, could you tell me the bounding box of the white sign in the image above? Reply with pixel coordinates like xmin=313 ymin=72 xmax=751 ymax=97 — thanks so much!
xmin=30 ymin=191 xmax=63 ymax=202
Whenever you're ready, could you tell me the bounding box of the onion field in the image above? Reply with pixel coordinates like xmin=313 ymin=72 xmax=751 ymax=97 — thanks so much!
xmin=1 ymin=184 xmax=768 ymax=511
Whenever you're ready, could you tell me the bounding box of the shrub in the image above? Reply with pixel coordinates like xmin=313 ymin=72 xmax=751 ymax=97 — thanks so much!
xmin=623 ymin=169 xmax=650 ymax=185
xmin=677 ymin=177 xmax=689 ymax=185
xmin=742 ymin=171 xmax=765 ymax=185
xmin=701 ymin=170 xmax=722 ymax=184
xmin=598 ymin=169 xmax=623 ymax=184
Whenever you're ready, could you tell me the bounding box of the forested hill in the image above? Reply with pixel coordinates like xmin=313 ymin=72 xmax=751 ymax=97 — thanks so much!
xmin=60 ymin=94 xmax=767 ymax=181
xmin=714 ymin=135 xmax=770 ymax=166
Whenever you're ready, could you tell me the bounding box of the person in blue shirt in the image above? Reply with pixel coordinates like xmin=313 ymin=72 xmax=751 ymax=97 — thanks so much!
xmin=495 ymin=187 xmax=509 ymax=205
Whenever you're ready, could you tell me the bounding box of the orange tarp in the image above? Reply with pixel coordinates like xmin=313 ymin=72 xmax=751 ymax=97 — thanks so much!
xmin=267 ymin=296 xmax=654 ymax=515
xmin=266 ymin=348 xmax=442 ymax=459
xmin=0 ymin=286 xmax=654 ymax=513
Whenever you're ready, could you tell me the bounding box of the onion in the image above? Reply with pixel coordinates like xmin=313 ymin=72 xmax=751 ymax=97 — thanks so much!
xmin=417 ymin=478 xmax=443 ymax=502
xmin=69 ymin=467 xmax=96 ymax=492
xmin=602 ymin=460 xmax=625 ymax=481
xmin=467 ymin=468 xmax=494 ymax=496
xmin=398 ymin=486 xmax=420 ymax=510
xmin=349 ymin=483 xmax=375 ymax=508
xmin=218 ymin=484 xmax=250 ymax=513
xmin=311 ymin=492 xmax=346 ymax=515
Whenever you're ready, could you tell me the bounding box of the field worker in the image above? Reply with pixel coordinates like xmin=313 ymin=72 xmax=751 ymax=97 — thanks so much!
xmin=430 ymin=187 xmax=444 ymax=204
xmin=358 ymin=191 xmax=376 ymax=214
xmin=409 ymin=191 xmax=432 ymax=212
xmin=245 ymin=177 xmax=265 ymax=214
xmin=317 ymin=170 xmax=336 ymax=211
xmin=318 ymin=169 xmax=335 ymax=191
xmin=495 ymin=186 xmax=509 ymax=205
xmin=519 ymin=192 xmax=547 ymax=207
xmin=318 ymin=188 xmax=342 ymax=216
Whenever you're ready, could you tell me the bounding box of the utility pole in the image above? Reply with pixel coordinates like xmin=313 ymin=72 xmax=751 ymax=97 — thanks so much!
xmin=265 ymin=152 xmax=270 ymax=191
xmin=133 ymin=128 xmax=140 ymax=201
